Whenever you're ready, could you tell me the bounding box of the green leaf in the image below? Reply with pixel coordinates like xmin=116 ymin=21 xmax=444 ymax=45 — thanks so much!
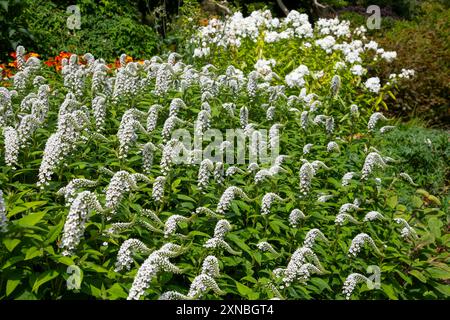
xmin=386 ymin=195 xmax=398 ymax=209
xmin=6 ymin=279 xmax=20 ymax=296
xmin=409 ymin=270 xmax=427 ymax=283
xmin=427 ymin=217 xmax=443 ymax=239
xmin=107 ymin=283 xmax=128 ymax=299
xmin=3 ymin=238 xmax=21 ymax=252
xmin=32 ymin=270 xmax=59 ymax=293
xmin=177 ymin=194 xmax=196 ymax=202
xmin=25 ymin=247 xmax=43 ymax=260
xmin=235 ymin=281 xmax=258 ymax=299
xmin=435 ymin=284 xmax=450 ymax=297
xmin=15 ymin=212 xmax=46 ymax=227
xmin=381 ymin=284 xmax=398 ymax=300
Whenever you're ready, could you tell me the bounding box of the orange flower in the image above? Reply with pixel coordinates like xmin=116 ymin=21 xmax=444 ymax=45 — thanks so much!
xmin=126 ymin=56 xmax=133 ymax=63
xmin=199 ymin=18 xmax=209 ymax=26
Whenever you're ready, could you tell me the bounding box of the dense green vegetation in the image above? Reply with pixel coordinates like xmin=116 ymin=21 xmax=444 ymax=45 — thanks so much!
xmin=0 ymin=1 xmax=448 ymax=301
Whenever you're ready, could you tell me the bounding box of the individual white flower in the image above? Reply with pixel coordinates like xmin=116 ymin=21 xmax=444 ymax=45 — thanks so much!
xmin=317 ymin=194 xmax=334 ymax=203
xmin=187 ymin=274 xmax=225 ymax=298
xmin=327 ymin=141 xmax=340 ymax=153
xmin=57 ymin=178 xmax=97 ymax=206
xmin=285 ymin=65 xmax=309 ymax=88
xmin=201 ymin=255 xmax=220 ymax=278
xmin=146 ymin=104 xmax=162 ymax=132
xmin=381 ymin=51 xmax=397 ymax=62
xmin=266 ymin=106 xmax=276 ymax=120
xmin=239 ymin=106 xmax=249 ymax=129
xmin=330 ymin=75 xmax=341 ymax=97
xmin=225 ymin=166 xmax=245 ymax=177
xmin=350 ymin=64 xmax=366 ymax=76
xmin=277 ymin=246 xmax=324 ymax=286
xmin=213 ymin=219 xmax=232 ymax=239
xmin=348 ymin=233 xmax=380 ymax=257
xmin=299 ymin=161 xmax=315 ymax=195
xmin=208 ymin=161 xmax=222 ymax=183
xmin=115 ymin=239 xmax=151 ymax=272
xmin=303 ymin=143 xmax=313 ymax=154
xmin=3 ymin=126 xmax=19 ymax=168
xmin=399 ymin=172 xmax=418 ymax=186
xmin=105 ymin=171 xmax=138 ymax=212
xmin=350 ymin=104 xmax=359 ymax=117
xmin=60 ymin=191 xmax=103 ymax=256
xmin=379 ymin=125 xmax=395 ymax=134
xmin=141 ymin=142 xmax=156 ymax=174
xmin=92 ymin=95 xmax=107 ymax=132
xmin=338 ymin=202 xmax=359 ymax=215
xmin=289 ymin=209 xmax=306 ymax=227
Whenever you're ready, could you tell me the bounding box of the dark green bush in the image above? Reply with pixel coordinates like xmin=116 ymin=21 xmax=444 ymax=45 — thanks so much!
xmin=0 ymin=0 xmax=33 ymax=60
xmin=376 ymin=121 xmax=450 ymax=194
xmin=20 ymin=0 xmax=162 ymax=60
xmin=375 ymin=2 xmax=450 ymax=125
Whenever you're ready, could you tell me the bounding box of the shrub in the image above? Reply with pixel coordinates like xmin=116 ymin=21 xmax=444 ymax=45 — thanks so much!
xmin=374 ymin=2 xmax=450 ymax=125
xmin=19 ymin=0 xmax=162 ymax=60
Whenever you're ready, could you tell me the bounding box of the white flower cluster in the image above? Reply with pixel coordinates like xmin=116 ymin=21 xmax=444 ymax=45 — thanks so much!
xmin=394 ymin=218 xmax=417 ymax=239
xmin=342 ymin=273 xmax=370 ymax=300
xmin=60 ymin=191 xmax=103 ymax=256
xmin=260 ymin=192 xmax=283 ymax=215
xmin=128 ymin=243 xmax=183 ymax=300
xmin=57 ymin=178 xmax=97 ymax=206
xmin=105 ymin=171 xmax=149 ymax=213
xmin=0 ymin=190 xmax=8 ymax=232
xmin=164 ymin=214 xmax=189 ymax=238
xmin=304 ymin=228 xmax=328 ymax=248
xmin=115 ymin=239 xmax=151 ymax=272
xmin=274 ymin=246 xmax=324 ymax=287
xmin=361 ymin=152 xmax=387 ymax=180
xmin=216 ymin=186 xmax=248 ymax=215
xmin=348 ymin=233 xmax=380 ymax=257
xmin=289 ymin=209 xmax=306 ymax=228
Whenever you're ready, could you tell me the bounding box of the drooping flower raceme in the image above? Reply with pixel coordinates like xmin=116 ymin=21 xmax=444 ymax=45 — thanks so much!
xmin=289 ymin=209 xmax=306 ymax=228
xmin=60 ymin=191 xmax=103 ymax=256
xmin=115 ymin=239 xmax=151 ymax=272
xmin=260 ymin=192 xmax=283 ymax=215
xmin=216 ymin=186 xmax=249 ymax=215
xmin=0 ymin=190 xmax=7 ymax=232
xmin=342 ymin=273 xmax=370 ymax=300
xmin=57 ymin=178 xmax=98 ymax=206
xmin=361 ymin=152 xmax=387 ymax=180
xmin=303 ymin=228 xmax=328 ymax=248
xmin=367 ymin=112 xmax=388 ymax=132
xmin=127 ymin=243 xmax=183 ymax=300
xmin=164 ymin=214 xmax=189 ymax=238
xmin=348 ymin=233 xmax=380 ymax=257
